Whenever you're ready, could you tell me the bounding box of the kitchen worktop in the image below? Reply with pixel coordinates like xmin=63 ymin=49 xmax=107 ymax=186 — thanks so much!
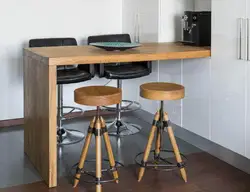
xmin=24 ymin=42 xmax=211 ymax=66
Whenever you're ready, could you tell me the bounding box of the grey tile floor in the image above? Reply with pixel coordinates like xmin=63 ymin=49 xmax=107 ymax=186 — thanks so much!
xmin=0 ymin=114 xmax=201 ymax=189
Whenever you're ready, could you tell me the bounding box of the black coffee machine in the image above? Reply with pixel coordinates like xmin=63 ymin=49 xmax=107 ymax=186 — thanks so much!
xmin=181 ymin=11 xmax=211 ymax=46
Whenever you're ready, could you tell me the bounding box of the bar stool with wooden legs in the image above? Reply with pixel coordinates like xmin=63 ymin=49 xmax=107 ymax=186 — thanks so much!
xmin=73 ymin=86 xmax=122 ymax=192
xmin=135 ymin=82 xmax=187 ymax=183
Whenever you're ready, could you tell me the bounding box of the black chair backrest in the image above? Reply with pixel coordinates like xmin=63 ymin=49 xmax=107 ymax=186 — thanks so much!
xmin=29 ymin=38 xmax=78 ymax=70
xmin=88 ymin=34 xmax=131 ymax=44
xmin=29 ymin=37 xmax=77 ymax=48
xmin=28 ymin=37 xmax=94 ymax=73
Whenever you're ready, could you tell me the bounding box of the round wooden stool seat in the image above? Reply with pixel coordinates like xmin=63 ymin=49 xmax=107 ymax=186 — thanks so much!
xmin=74 ymin=86 xmax=122 ymax=106
xmin=140 ymin=82 xmax=185 ymax=101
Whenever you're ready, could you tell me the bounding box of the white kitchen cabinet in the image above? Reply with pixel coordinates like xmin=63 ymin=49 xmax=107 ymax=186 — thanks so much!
xmin=211 ymin=0 xmax=247 ymax=155
xmin=183 ymin=58 xmax=211 ymax=139
xmin=245 ymin=1 xmax=250 ymax=158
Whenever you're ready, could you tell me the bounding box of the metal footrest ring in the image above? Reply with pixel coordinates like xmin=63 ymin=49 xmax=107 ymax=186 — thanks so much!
xmin=107 ymin=119 xmax=142 ymax=137
xmin=57 ymin=128 xmax=85 ymax=146
xmin=134 ymin=149 xmax=187 ymax=172
xmin=71 ymin=159 xmax=124 ymax=184
xmin=101 ymin=100 xmax=141 ymax=113
xmin=61 ymin=106 xmax=84 ymax=120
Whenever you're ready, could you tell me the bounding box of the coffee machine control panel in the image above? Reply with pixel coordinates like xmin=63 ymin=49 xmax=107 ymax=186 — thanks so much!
xmin=182 ymin=14 xmax=197 ymax=34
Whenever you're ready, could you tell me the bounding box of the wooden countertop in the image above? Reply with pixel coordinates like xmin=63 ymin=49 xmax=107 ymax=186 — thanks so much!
xmin=24 ymin=42 xmax=211 ymax=66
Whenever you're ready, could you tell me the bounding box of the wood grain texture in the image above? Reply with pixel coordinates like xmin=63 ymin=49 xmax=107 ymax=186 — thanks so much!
xmin=164 ymin=112 xmax=187 ymax=183
xmin=138 ymin=112 xmax=160 ymax=182
xmin=100 ymin=117 xmax=119 ymax=183
xmin=24 ymin=42 xmax=211 ymax=66
xmin=95 ymin=118 xmax=102 ymax=192
xmin=73 ymin=117 xmax=95 ymax=188
xmin=74 ymin=86 xmax=122 ymax=106
xmin=140 ymin=82 xmax=185 ymax=101
xmin=23 ymin=53 xmax=57 ymax=187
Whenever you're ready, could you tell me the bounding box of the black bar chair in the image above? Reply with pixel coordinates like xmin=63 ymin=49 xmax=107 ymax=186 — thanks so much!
xmin=87 ymin=34 xmax=152 ymax=137
xmin=29 ymin=37 xmax=95 ymax=145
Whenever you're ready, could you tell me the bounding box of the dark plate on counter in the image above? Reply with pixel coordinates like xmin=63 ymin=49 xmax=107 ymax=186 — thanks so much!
xmin=89 ymin=42 xmax=141 ymax=51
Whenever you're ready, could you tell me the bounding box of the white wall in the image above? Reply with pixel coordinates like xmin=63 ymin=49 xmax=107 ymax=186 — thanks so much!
xmin=195 ymin=0 xmax=211 ymax=11
xmin=0 ymin=0 xmax=122 ymax=120
xmin=159 ymin=0 xmax=194 ymax=42
xmin=122 ymin=0 xmax=159 ymax=43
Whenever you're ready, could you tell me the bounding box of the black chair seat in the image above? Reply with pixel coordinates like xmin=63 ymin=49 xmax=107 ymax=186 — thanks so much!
xmin=88 ymin=34 xmax=152 ymax=80
xmin=57 ymin=68 xmax=92 ymax=84
xmin=104 ymin=63 xmax=151 ymax=80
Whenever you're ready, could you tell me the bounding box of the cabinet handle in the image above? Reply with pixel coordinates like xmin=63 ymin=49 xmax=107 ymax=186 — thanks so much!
xmin=238 ymin=18 xmax=243 ymax=60
xmin=247 ymin=18 xmax=250 ymax=61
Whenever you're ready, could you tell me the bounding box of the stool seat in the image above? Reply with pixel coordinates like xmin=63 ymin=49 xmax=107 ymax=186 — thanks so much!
xmin=137 ymin=82 xmax=187 ymax=183
xmin=140 ymin=82 xmax=185 ymax=101
xmin=74 ymin=86 xmax=122 ymax=106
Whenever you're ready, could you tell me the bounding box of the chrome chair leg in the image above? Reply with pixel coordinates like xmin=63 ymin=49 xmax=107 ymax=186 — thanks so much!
xmin=107 ymin=80 xmax=142 ymax=137
xmin=57 ymin=84 xmax=85 ymax=145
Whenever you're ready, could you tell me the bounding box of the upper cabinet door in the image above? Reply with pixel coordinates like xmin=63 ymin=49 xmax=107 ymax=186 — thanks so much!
xmin=246 ymin=0 xmax=250 ymax=61
xmin=245 ymin=0 xmax=250 ymax=158
xmin=212 ymin=0 xmax=247 ymax=59
xmin=211 ymin=0 xmax=247 ymax=156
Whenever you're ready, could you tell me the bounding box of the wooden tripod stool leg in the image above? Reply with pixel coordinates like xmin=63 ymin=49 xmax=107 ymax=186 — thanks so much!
xmin=73 ymin=117 xmax=96 ymax=187
xmin=138 ymin=111 xmax=160 ymax=182
xmin=100 ymin=117 xmax=119 ymax=184
xmin=95 ymin=118 xmax=102 ymax=192
xmin=164 ymin=112 xmax=187 ymax=183
xmin=155 ymin=126 xmax=161 ymax=159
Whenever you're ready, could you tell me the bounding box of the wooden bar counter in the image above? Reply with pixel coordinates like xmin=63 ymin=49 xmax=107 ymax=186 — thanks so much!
xmin=23 ymin=42 xmax=211 ymax=188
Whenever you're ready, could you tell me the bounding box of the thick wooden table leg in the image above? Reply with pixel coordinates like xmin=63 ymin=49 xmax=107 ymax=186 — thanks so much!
xmin=138 ymin=111 xmax=160 ymax=182
xmin=24 ymin=54 xmax=57 ymax=187
xmin=164 ymin=112 xmax=187 ymax=183
xmin=73 ymin=117 xmax=95 ymax=187
xmin=100 ymin=117 xmax=119 ymax=184
xmin=95 ymin=118 xmax=102 ymax=192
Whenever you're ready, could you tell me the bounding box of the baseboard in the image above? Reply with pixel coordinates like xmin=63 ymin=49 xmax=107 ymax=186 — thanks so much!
xmin=0 ymin=110 xmax=115 ymax=128
xmin=0 ymin=118 xmax=24 ymax=128
xmin=132 ymin=109 xmax=250 ymax=175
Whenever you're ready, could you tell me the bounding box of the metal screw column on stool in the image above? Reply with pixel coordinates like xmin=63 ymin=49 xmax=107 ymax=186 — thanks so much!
xmin=154 ymin=101 xmax=165 ymax=160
